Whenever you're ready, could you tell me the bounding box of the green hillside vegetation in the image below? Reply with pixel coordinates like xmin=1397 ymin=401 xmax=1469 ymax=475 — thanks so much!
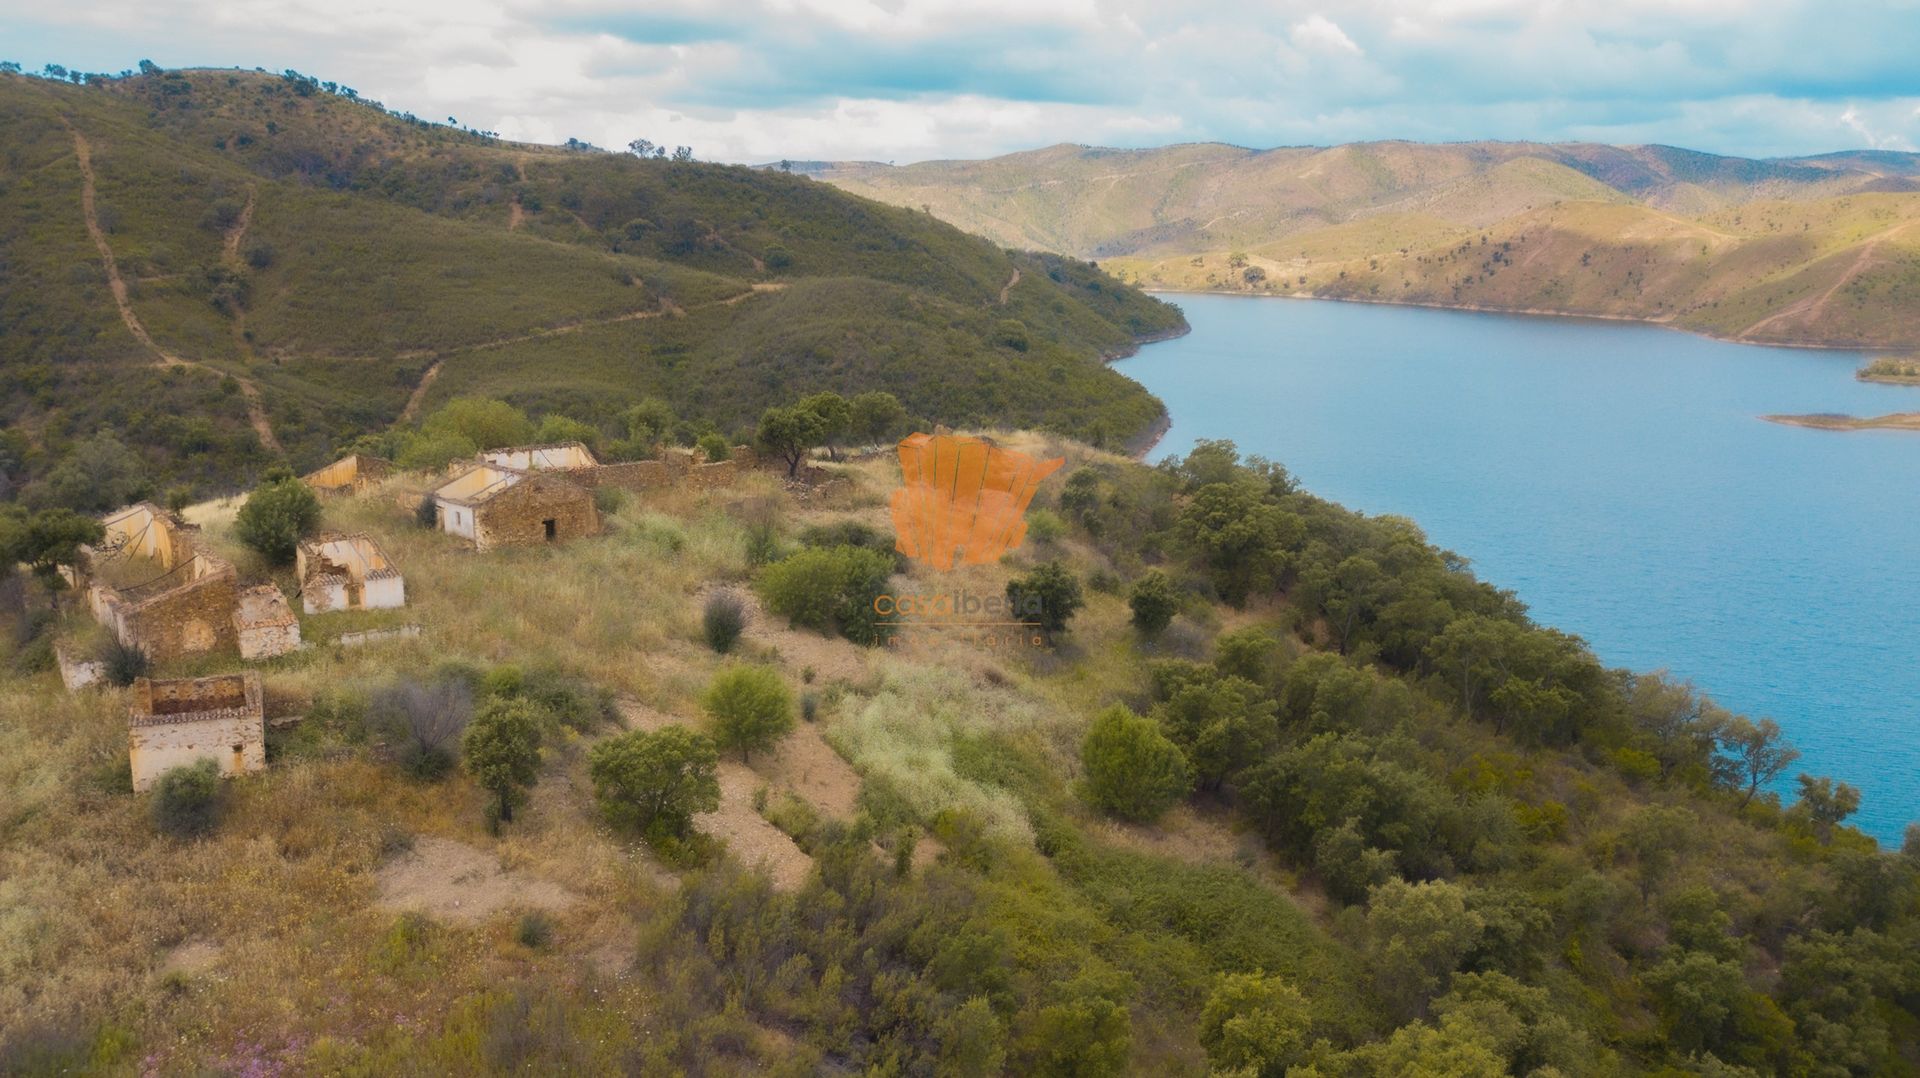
xmin=809 ymin=141 xmax=1920 ymax=349
xmin=0 ymin=67 xmax=1183 ymax=507
xmin=3 ymin=431 xmax=1916 ymax=1073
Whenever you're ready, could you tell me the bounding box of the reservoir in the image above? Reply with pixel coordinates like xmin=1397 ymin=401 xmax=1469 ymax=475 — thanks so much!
xmin=1117 ymin=293 xmax=1920 ymax=844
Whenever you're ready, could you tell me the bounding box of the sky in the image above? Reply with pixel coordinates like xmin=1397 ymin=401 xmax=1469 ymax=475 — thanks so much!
xmin=5 ymin=0 xmax=1919 ymax=163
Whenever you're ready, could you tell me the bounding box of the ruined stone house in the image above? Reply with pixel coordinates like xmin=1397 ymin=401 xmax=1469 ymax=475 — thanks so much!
xmin=296 ymin=533 xmax=405 ymax=613
xmin=127 ymin=672 xmax=265 ymax=792
xmin=430 ymin=464 xmax=600 ymax=551
xmin=234 ymin=585 xmax=301 ymax=661
xmin=302 ymin=453 xmax=393 ymax=495
xmin=68 ymin=503 xmax=238 ymax=661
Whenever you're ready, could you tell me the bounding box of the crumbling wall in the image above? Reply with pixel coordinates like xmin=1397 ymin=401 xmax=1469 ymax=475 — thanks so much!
xmin=118 ymin=565 xmax=240 ymax=661
xmin=686 ymin=460 xmax=738 ymax=489
xmin=128 ymin=673 xmax=265 ymax=792
xmin=304 ymin=455 xmax=392 ymax=494
xmin=586 ymin=460 xmax=672 ymax=491
xmin=234 ymin=585 xmax=301 ymax=661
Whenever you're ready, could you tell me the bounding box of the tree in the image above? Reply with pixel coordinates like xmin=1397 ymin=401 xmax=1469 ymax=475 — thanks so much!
xmin=1365 ymin=878 xmax=1485 ymax=1020
xmin=1712 ymin=715 xmax=1799 ymax=808
xmin=395 ymin=429 xmax=478 ymax=471
xmin=623 ymin=398 xmax=677 ymax=445
xmin=1127 ymin=570 xmax=1179 ymax=636
xmin=1080 ymin=706 xmax=1192 ymax=822
xmin=31 ymin=433 xmax=147 ymax=513
xmin=1153 ymin=673 xmax=1276 ymax=791
xmin=849 ymin=391 xmax=908 ymax=447
xmin=800 ymin=391 xmax=851 ymax=460
xmin=703 ymin=665 xmax=793 ymax=763
xmin=1198 ymin=972 xmax=1312 ymax=1077
xmin=587 ymin=726 xmax=720 ymax=836
xmin=464 ymin=698 xmax=543 ymax=824
xmin=1791 ymin=774 xmax=1861 ymax=843
xmin=152 ymin=760 xmax=224 ymax=838
xmin=672 ymin=145 xmax=693 ymax=162
xmin=0 ymin=507 xmax=103 ymax=581
xmin=1619 ymin=804 xmax=1695 ymax=899
xmin=421 ymin=397 xmax=533 ymax=450
xmin=533 ymin=413 xmax=600 ymax=453
xmin=1171 ymin=482 xmax=1303 ymax=606
xmin=756 ymin=404 xmax=827 ymax=477
xmin=627 ymin=138 xmax=656 ymax=157
xmin=696 ymin=431 xmax=732 ymax=464
xmin=234 ymin=467 xmax=321 ymax=565
xmin=1021 ymin=992 xmax=1130 ymax=1077
xmin=1006 ymin=562 xmax=1083 ymax=641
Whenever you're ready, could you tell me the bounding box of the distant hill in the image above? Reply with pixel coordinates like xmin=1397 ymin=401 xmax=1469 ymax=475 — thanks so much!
xmin=804 ymin=141 xmax=1920 ymax=349
xmin=0 ymin=69 xmax=1184 ymax=500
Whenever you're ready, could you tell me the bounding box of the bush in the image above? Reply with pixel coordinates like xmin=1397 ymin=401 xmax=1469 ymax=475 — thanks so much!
xmin=1006 ymin=561 xmax=1084 ymax=640
xmin=702 ymin=590 xmax=747 ymax=654
xmin=587 ymin=725 xmax=721 ymax=836
xmin=372 ymin=676 xmax=473 ymax=781
xmin=234 ymin=467 xmax=321 ymax=565
xmin=97 ymin=635 xmax=150 ymax=687
xmin=1080 ymin=705 xmax=1193 ymax=822
xmin=1128 ymin=569 xmax=1179 ymax=636
xmin=515 ymin=912 xmax=554 ymax=949
xmin=757 ymin=545 xmax=894 ymax=645
xmin=1025 ymin=508 xmax=1066 ymax=546
xmin=703 ymin=665 xmax=794 ymax=763
xmin=697 ymin=431 xmax=733 ymax=463
xmin=152 ymin=760 xmax=224 ymax=838
xmin=592 ymin=485 xmax=625 ymax=515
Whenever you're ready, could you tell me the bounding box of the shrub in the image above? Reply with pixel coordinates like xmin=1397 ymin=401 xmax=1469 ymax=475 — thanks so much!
xmin=422 ymin=397 xmax=533 ymax=450
xmin=702 ymin=590 xmax=747 ymax=654
xmin=515 ymin=912 xmax=554 ymax=949
xmin=1199 ymin=972 xmax=1312 ymax=1076
xmin=744 ymin=519 xmax=784 ymax=567
xmin=757 ymin=545 xmax=894 ymax=645
xmin=97 ymin=635 xmax=150 ymax=687
xmin=1024 ymin=508 xmax=1066 ymax=546
xmin=703 ymin=665 xmax=794 ymax=763
xmin=696 ymin=431 xmax=733 ymax=463
xmin=372 ymin=676 xmax=473 ymax=781
xmin=1080 ymin=705 xmax=1193 ymax=822
xmin=592 ymin=485 xmax=625 ymax=515
xmin=587 ymin=726 xmax=720 ymax=836
xmin=1128 ymin=569 xmax=1179 ymax=636
xmin=234 ymin=467 xmax=321 ymax=565
xmin=464 ymin=698 xmax=543 ymax=825
xmin=994 ymin=318 xmax=1030 ymax=351
xmin=152 ymin=760 xmax=224 ymax=838
xmin=1006 ymin=561 xmax=1084 ymax=640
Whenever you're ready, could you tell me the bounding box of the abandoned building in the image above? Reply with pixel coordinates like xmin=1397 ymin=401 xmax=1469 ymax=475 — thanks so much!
xmin=127 ymin=672 xmax=266 ymax=792
xmin=67 ymin=503 xmax=239 ymax=661
xmin=479 ymin=441 xmax=599 ymax=474
xmin=302 ymin=453 xmax=393 ymax=495
xmin=234 ymin=585 xmax=302 ymax=661
xmin=296 ymin=533 xmax=406 ymax=613
xmin=430 ymin=464 xmax=601 ymax=550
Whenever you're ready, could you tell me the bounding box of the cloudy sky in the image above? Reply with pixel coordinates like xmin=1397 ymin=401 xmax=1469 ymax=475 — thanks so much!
xmin=6 ymin=1 xmax=1919 ymax=162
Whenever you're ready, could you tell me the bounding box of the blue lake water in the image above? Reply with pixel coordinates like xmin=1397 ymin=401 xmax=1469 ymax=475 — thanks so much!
xmin=1116 ymin=294 xmax=1920 ymax=845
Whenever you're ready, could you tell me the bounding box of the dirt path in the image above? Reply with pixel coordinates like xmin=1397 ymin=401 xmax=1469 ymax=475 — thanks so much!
xmin=67 ymin=123 xmax=284 ymax=454
xmin=1739 ymin=220 xmax=1916 ymax=340
xmin=998 ymin=266 xmax=1020 ymax=305
xmin=222 ymin=185 xmax=256 ymax=262
xmin=616 ymin=699 xmax=815 ymax=890
xmin=395 ymin=283 xmax=788 ymax=422
xmin=507 ymin=200 xmax=526 ymax=231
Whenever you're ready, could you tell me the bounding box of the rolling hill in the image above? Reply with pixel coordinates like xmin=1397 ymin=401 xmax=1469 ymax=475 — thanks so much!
xmin=0 ymin=68 xmax=1185 ymax=502
xmin=804 ymin=141 xmax=1920 ymax=349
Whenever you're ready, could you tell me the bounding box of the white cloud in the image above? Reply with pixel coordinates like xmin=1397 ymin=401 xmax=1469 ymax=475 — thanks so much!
xmin=3 ymin=0 xmax=1917 ymax=161
xmin=1289 ymin=14 xmax=1361 ymax=55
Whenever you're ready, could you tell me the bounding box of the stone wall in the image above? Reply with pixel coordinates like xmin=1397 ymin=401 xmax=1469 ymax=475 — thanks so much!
xmin=472 ymin=474 xmax=602 ymax=550
xmin=118 ymin=565 xmax=240 ymax=661
xmin=586 ymin=460 xmax=673 ymax=491
xmin=686 ymin=460 xmax=739 ymax=489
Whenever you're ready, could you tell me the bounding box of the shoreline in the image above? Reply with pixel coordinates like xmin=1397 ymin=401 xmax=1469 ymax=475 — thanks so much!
xmin=1103 ymin=321 xmax=1192 ymax=462
xmin=1138 ymin=286 xmax=1912 ymax=355
xmin=1761 ymin=411 xmax=1920 ymax=432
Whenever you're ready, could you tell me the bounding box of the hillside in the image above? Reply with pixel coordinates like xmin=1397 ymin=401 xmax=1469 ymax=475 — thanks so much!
xmin=4 ymin=435 xmax=1917 ymax=1073
xmin=806 ymin=141 xmax=1920 ymax=349
xmin=0 ymin=69 xmax=1184 ymax=503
